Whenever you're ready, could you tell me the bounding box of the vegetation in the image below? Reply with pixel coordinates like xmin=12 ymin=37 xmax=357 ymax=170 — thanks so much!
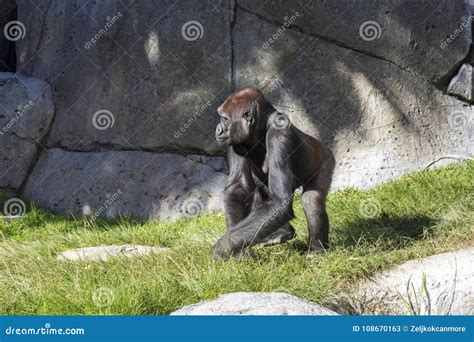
xmin=0 ymin=162 xmax=472 ymax=314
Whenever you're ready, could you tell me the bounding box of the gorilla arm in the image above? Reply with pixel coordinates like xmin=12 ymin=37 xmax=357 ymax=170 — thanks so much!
xmin=213 ymin=130 xmax=296 ymax=259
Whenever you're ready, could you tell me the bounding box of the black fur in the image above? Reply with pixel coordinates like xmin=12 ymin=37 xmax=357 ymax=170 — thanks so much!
xmin=213 ymin=88 xmax=334 ymax=259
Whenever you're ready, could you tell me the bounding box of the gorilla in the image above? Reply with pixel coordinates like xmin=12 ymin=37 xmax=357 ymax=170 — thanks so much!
xmin=213 ymin=87 xmax=334 ymax=259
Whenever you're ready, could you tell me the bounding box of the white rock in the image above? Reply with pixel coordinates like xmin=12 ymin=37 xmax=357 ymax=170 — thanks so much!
xmin=349 ymin=248 xmax=474 ymax=315
xmin=171 ymin=292 xmax=339 ymax=316
xmin=57 ymin=245 xmax=168 ymax=262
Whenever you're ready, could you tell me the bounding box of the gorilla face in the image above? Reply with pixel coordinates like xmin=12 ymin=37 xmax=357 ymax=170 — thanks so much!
xmin=215 ymin=109 xmax=253 ymax=147
xmin=215 ymin=87 xmax=274 ymax=149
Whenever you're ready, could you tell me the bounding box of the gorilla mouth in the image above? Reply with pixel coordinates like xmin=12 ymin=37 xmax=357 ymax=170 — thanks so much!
xmin=216 ymin=136 xmax=229 ymax=144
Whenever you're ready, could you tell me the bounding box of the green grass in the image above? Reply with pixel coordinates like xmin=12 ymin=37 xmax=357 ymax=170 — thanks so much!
xmin=0 ymin=162 xmax=472 ymax=315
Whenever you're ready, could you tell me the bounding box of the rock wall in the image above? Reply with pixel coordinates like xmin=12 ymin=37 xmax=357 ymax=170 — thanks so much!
xmin=0 ymin=73 xmax=54 ymax=197
xmin=0 ymin=0 xmax=473 ymax=219
xmin=23 ymin=149 xmax=226 ymax=221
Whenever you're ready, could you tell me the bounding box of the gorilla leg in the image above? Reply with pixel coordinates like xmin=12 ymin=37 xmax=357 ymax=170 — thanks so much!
xmin=301 ymin=189 xmax=328 ymax=253
xmin=213 ymin=195 xmax=295 ymax=259
xmin=302 ymin=155 xmax=334 ymax=255
xmin=221 ymin=183 xmax=295 ymax=255
xmin=213 ymin=216 xmax=288 ymax=259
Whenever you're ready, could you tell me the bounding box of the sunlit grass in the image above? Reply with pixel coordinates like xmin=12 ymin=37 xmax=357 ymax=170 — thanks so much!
xmin=0 ymin=161 xmax=472 ymax=314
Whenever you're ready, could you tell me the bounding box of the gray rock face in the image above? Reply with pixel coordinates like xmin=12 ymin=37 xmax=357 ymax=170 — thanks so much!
xmin=0 ymin=72 xmax=54 ymax=190
xmin=16 ymin=0 xmax=231 ymax=154
xmin=22 ymin=148 xmax=226 ymax=220
xmin=57 ymin=245 xmax=168 ymax=261
xmin=4 ymin=0 xmax=473 ymax=218
xmin=234 ymin=10 xmax=474 ymax=189
xmin=447 ymin=64 xmax=474 ymax=102
xmin=349 ymin=248 xmax=474 ymax=315
xmin=171 ymin=292 xmax=339 ymax=315
xmin=237 ymin=0 xmax=471 ymax=83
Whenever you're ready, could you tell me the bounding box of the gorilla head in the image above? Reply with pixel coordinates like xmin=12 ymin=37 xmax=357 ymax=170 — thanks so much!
xmin=215 ymin=87 xmax=274 ymax=148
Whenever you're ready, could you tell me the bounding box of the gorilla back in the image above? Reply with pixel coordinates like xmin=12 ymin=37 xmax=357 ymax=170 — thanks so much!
xmin=213 ymin=87 xmax=334 ymax=259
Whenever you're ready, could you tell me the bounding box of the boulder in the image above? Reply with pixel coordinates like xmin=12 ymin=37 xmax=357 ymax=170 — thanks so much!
xmin=447 ymin=64 xmax=474 ymax=102
xmin=22 ymin=148 xmax=227 ymax=220
xmin=171 ymin=292 xmax=339 ymax=315
xmin=349 ymin=248 xmax=474 ymax=315
xmin=0 ymin=72 xmax=54 ymax=191
xmin=15 ymin=0 xmax=231 ymax=154
xmin=57 ymin=245 xmax=168 ymax=261
xmin=234 ymin=10 xmax=474 ymax=189
xmin=237 ymin=0 xmax=471 ymax=83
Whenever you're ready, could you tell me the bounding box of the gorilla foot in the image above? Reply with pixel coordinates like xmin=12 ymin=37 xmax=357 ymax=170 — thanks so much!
xmin=256 ymin=223 xmax=296 ymax=248
xmin=307 ymin=247 xmax=327 ymax=258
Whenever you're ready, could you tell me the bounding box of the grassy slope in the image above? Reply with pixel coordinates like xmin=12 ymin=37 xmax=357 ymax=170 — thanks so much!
xmin=0 ymin=161 xmax=472 ymax=314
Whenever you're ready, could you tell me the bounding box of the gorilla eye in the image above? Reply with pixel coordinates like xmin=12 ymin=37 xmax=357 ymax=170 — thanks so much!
xmin=243 ymin=111 xmax=252 ymax=121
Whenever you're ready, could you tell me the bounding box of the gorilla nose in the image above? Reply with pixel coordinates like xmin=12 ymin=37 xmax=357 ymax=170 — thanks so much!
xmin=216 ymin=123 xmax=224 ymax=136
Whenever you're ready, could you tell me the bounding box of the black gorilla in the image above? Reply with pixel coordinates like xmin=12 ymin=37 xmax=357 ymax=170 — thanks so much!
xmin=213 ymin=87 xmax=334 ymax=259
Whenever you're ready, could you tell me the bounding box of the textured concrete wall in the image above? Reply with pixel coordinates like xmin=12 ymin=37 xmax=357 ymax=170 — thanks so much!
xmin=0 ymin=0 xmax=472 ymax=219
